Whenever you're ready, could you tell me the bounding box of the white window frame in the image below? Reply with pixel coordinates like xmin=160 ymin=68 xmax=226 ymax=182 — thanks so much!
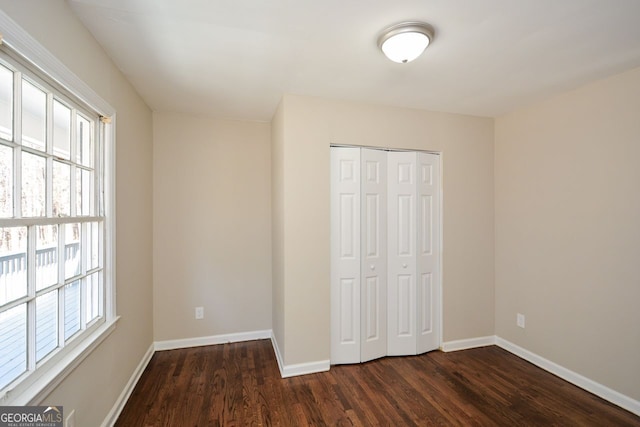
xmin=0 ymin=10 xmax=117 ymax=405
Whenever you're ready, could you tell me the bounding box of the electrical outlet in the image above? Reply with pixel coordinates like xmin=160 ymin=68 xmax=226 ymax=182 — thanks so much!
xmin=517 ymin=313 xmax=525 ymax=328
xmin=65 ymin=410 xmax=75 ymax=427
xmin=195 ymin=306 xmax=204 ymax=319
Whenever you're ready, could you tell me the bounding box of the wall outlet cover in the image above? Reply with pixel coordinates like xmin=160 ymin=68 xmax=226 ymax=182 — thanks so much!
xmin=195 ymin=306 xmax=204 ymax=319
xmin=517 ymin=313 xmax=525 ymax=328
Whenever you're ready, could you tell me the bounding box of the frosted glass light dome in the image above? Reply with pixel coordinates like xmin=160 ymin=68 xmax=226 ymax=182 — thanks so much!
xmin=378 ymin=22 xmax=434 ymax=64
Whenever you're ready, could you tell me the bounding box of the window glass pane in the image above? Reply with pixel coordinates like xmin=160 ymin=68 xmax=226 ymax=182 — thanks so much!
xmin=0 ymin=145 xmax=13 ymax=217
xmin=36 ymin=225 xmax=58 ymax=291
xmin=0 ymin=226 xmax=27 ymax=305
xmin=64 ymin=223 xmax=80 ymax=279
xmin=87 ymin=222 xmax=102 ymax=268
xmin=53 ymin=100 xmax=71 ymax=160
xmin=76 ymin=168 xmax=94 ymax=216
xmin=76 ymin=115 xmax=92 ymax=167
xmin=85 ymin=273 xmax=100 ymax=323
xmin=52 ymin=161 xmax=70 ymax=217
xmin=21 ymin=152 xmax=46 ymax=217
xmin=64 ymin=280 xmax=80 ymax=340
xmin=36 ymin=290 xmax=58 ymax=362
xmin=21 ymin=80 xmax=46 ymax=151
xmin=0 ymin=303 xmax=26 ymax=389
xmin=86 ymin=222 xmax=100 ymax=270
xmin=0 ymin=65 xmax=13 ymax=141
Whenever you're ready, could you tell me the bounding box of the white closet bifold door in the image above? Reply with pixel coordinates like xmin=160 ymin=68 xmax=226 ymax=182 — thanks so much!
xmin=331 ymin=147 xmax=440 ymax=364
xmin=360 ymin=148 xmax=387 ymax=362
xmin=416 ymin=152 xmax=441 ymax=354
xmin=387 ymin=151 xmax=418 ymax=355
xmin=330 ymin=147 xmax=361 ymax=364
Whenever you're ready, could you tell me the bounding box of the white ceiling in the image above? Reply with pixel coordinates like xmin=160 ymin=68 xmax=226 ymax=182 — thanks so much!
xmin=67 ymin=0 xmax=640 ymax=121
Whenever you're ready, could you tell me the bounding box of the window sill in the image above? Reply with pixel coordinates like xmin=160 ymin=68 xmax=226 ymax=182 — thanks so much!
xmin=1 ymin=316 xmax=120 ymax=406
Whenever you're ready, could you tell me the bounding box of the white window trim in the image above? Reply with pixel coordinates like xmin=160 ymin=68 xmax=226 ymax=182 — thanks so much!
xmin=0 ymin=10 xmax=118 ymax=405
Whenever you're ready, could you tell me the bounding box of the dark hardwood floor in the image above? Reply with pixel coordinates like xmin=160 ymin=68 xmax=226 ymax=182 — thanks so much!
xmin=115 ymin=339 xmax=640 ymax=426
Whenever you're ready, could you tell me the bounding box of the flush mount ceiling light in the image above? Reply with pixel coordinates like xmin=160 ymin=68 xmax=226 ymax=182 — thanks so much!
xmin=377 ymin=22 xmax=434 ymax=63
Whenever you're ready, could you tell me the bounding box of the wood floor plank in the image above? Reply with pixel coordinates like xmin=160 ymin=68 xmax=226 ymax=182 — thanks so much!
xmin=115 ymin=340 xmax=640 ymax=426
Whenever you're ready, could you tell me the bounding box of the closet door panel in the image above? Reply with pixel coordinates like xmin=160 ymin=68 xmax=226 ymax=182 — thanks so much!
xmin=331 ymin=148 xmax=361 ymax=363
xmin=416 ymin=152 xmax=441 ymax=353
xmin=387 ymin=151 xmax=418 ymax=355
xmin=361 ymin=149 xmax=387 ymax=362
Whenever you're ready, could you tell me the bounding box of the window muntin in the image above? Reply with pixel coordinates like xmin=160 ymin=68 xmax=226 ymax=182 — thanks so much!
xmin=0 ymin=53 xmax=105 ymax=393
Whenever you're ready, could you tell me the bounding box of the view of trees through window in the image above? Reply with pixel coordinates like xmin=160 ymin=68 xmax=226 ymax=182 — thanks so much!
xmin=0 ymin=52 xmax=104 ymax=393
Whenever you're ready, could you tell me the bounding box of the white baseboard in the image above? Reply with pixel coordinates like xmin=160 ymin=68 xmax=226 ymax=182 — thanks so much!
xmin=101 ymin=343 xmax=154 ymax=427
xmin=280 ymin=359 xmax=330 ymax=378
xmin=154 ymin=329 xmax=272 ymax=351
xmin=441 ymin=335 xmax=496 ymax=352
xmin=495 ymin=336 xmax=640 ymax=417
xmin=270 ymin=332 xmax=330 ymax=378
xmin=270 ymin=332 xmax=286 ymax=376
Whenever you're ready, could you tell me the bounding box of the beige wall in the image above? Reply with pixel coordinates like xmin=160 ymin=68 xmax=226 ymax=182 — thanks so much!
xmin=495 ymin=67 xmax=640 ymax=400
xmin=274 ymin=94 xmax=495 ymax=365
xmin=153 ymin=112 xmax=271 ymax=341
xmin=0 ymin=1 xmax=154 ymax=426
